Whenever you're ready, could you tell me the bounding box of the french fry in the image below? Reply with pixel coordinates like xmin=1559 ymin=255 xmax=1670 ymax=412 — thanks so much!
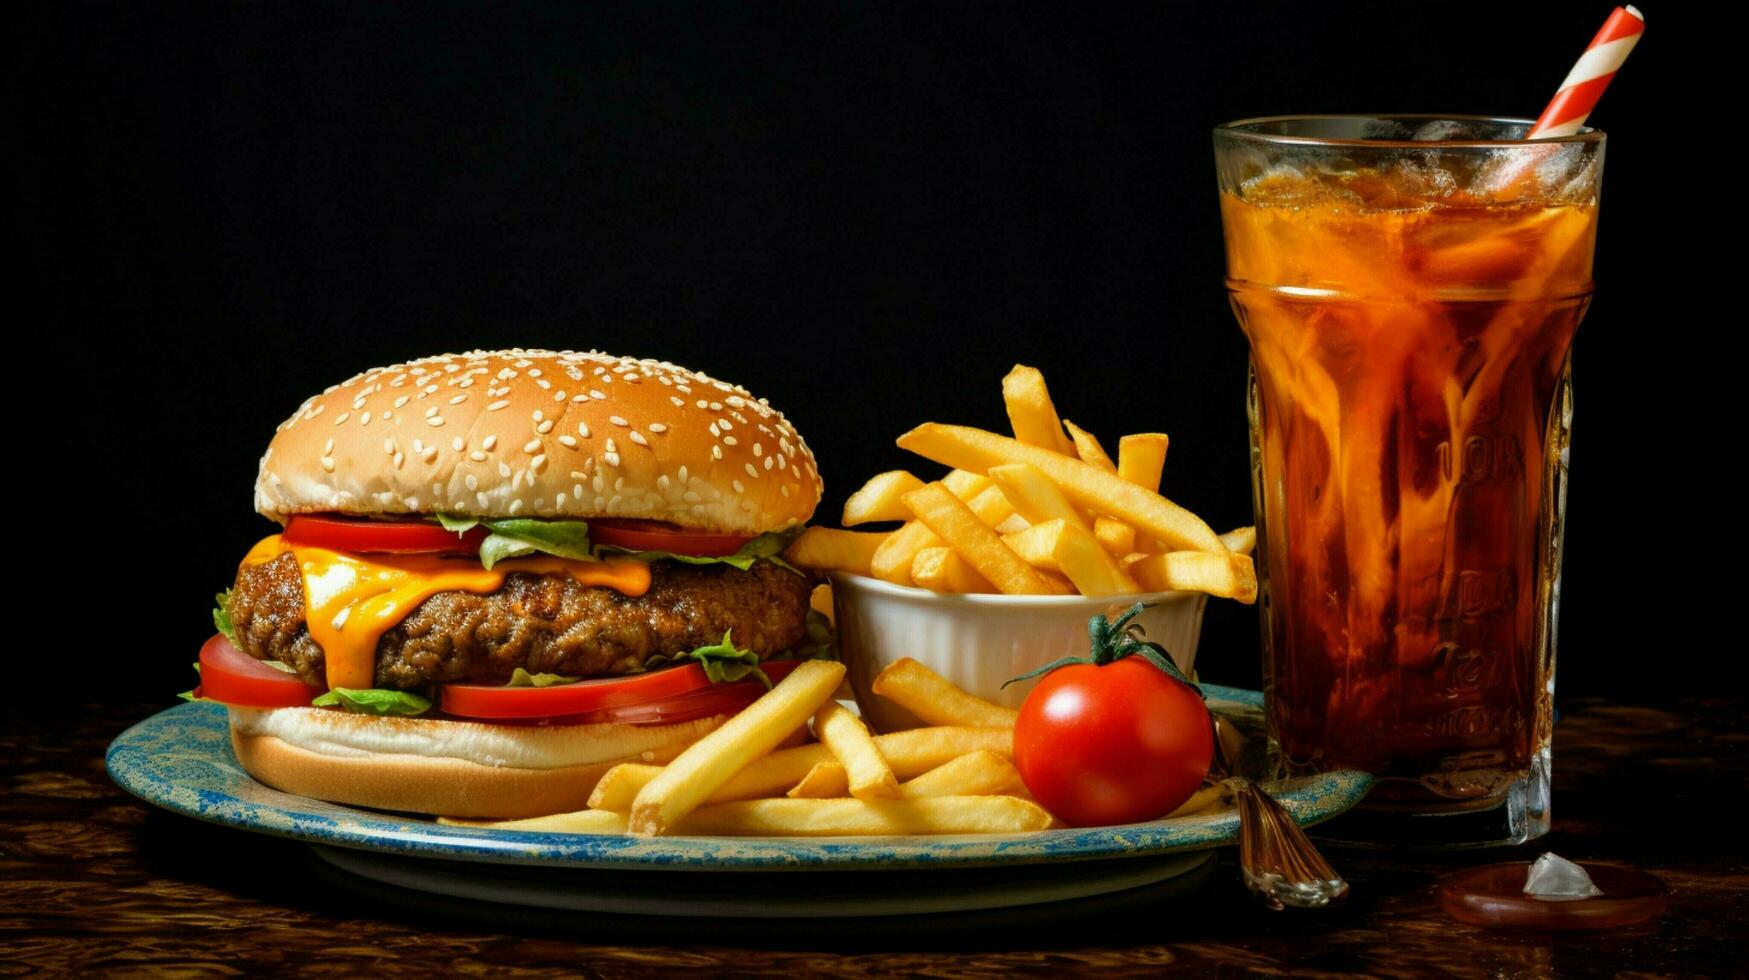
xmin=438 ymin=809 xmax=629 ymax=834
xmin=941 ymin=468 xmax=994 ymax=500
xmin=872 ymin=657 xmax=1020 ymax=728
xmin=898 ymin=750 xmax=1026 ymax=799
xmin=1016 ymin=519 xmax=1141 ymax=596
xmin=1125 ymin=550 xmax=1258 ymax=602
xmin=1002 ymin=365 xmax=1077 ymax=457
xmin=867 ymin=475 xmax=1003 ymax=585
xmin=1117 ymin=433 xmax=1169 ymax=492
xmin=986 ymin=463 xmax=1090 ymax=532
xmin=911 ymin=546 xmax=996 ymax=593
xmin=896 ymin=424 xmax=1227 ymax=554
xmin=1165 ymin=784 xmax=1225 ymax=818
xmin=1062 ymin=420 xmax=1116 ymax=472
xmin=784 ymin=527 xmax=889 ymax=576
xmin=842 ymin=471 xmax=926 ymax=526
xmin=1220 ymin=525 xmax=1257 ymax=556
xmin=587 ymin=726 xmax=1015 ymax=810
xmin=993 ymin=513 xmax=1030 ymax=535
xmin=1001 ymin=524 xmax=1061 ymax=572
xmin=1093 ymin=516 xmax=1136 ymax=557
xmin=814 ymin=702 xmax=900 ymax=800
xmin=786 ymin=761 xmax=849 ymax=799
xmin=629 ymin=660 xmax=846 ymax=836
xmin=669 ymin=795 xmax=1058 ymax=836
xmin=902 ymin=483 xmax=1064 ymax=595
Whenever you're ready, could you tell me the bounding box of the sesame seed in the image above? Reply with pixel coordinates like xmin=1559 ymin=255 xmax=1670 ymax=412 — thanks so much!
xmin=425 ymin=406 xmax=439 ymax=418
xmin=413 ymin=439 xmax=425 ymax=454
xmin=470 ymin=450 xmax=487 ymax=462
xmin=427 ymin=416 xmax=444 ymax=427
xmin=683 ymin=491 xmax=701 ymax=503
xmin=791 ymin=465 xmax=801 ymax=478
xmin=696 ymin=400 xmax=709 ymax=409
xmin=533 ymin=410 xmax=545 ymax=423
xmin=383 ymin=438 xmax=394 ymax=454
xmin=577 ymin=423 xmax=590 ymax=438
xmin=334 ymin=412 xmax=350 ymax=426
xmin=709 ymin=423 xmax=720 ymax=437
xmin=332 ymin=607 xmax=351 ymax=630
xmin=573 ymin=483 xmax=584 ymax=498
xmin=531 ymin=454 xmax=548 ymax=473
xmin=324 ymin=438 xmax=335 ymax=455
xmin=723 ymin=436 xmax=738 ymax=446
xmin=711 ymin=446 xmax=723 ymax=460
xmin=393 ymin=451 xmax=405 ymax=469
xmin=610 ymin=416 xmax=628 ymax=427
xmin=752 ymin=443 xmax=762 ymax=456
xmin=726 ymin=395 xmax=745 ymax=408
xmin=487 ymin=400 xmax=510 ymax=411
xmin=744 ymin=462 xmax=759 ymax=479
xmin=536 ymin=379 xmax=551 ymax=390
xmin=732 ymin=479 xmax=745 ymax=493
xmin=780 ymin=486 xmax=791 ymax=497
xmin=558 ymin=434 xmax=578 ymax=448
xmin=573 ymin=394 xmax=590 ymax=403
xmin=482 ymin=435 xmax=498 ymax=450
xmin=657 ymin=475 xmax=671 ymax=490
xmin=508 ymin=499 xmax=524 ymax=515
xmin=604 ymin=451 xmax=621 ymax=467
xmin=499 ymin=462 xmax=512 ymax=478
xmin=523 ymin=439 xmax=541 ymax=453
xmin=465 ymin=474 xmax=478 ymax=491
xmin=648 ymin=423 xmax=668 ymax=434
xmin=629 ymin=431 xmax=648 ymax=447
xmin=321 ymin=456 xmax=335 ymax=472
xmin=476 ymin=492 xmax=489 ymax=509
xmin=670 ymin=397 xmax=685 ymax=407
xmin=422 ymin=446 xmax=438 ymax=463
xmin=589 ymin=390 xmax=606 ymax=400
xmin=452 ymin=437 xmax=464 ymax=452
xmin=678 ymin=466 xmax=689 ymax=482
xmin=449 ymin=394 xmax=467 ymax=405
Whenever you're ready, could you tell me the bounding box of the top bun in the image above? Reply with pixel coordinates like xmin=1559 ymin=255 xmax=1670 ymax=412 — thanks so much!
xmin=254 ymin=349 xmax=822 ymax=535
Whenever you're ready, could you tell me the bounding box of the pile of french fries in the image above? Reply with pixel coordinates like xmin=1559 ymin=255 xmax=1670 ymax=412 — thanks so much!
xmin=783 ymin=366 xmax=1257 ymax=601
xmin=444 ymin=656 xmax=1223 ymax=836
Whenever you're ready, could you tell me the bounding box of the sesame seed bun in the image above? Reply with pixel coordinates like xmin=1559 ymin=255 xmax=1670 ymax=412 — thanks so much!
xmin=254 ymin=349 xmax=823 ymax=535
xmin=227 ymin=706 xmax=724 ymax=819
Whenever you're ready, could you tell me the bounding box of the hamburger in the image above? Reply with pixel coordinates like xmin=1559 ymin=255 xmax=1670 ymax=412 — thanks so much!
xmin=194 ymin=349 xmax=827 ymax=818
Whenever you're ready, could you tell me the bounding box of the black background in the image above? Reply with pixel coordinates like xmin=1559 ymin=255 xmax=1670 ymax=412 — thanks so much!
xmin=15 ymin=3 xmax=1684 ymax=704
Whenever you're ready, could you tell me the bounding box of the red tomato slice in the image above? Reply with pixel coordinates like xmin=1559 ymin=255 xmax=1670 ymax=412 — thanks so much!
xmin=282 ymin=514 xmax=488 ymax=555
xmin=588 ymin=519 xmax=753 ymax=558
xmin=440 ymin=658 xmax=804 ymax=722
xmin=196 ymin=633 xmax=323 ymax=708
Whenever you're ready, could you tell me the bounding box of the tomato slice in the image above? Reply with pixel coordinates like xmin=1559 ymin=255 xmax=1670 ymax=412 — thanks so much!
xmin=588 ymin=519 xmax=753 ymax=558
xmin=196 ymin=633 xmax=323 ymax=708
xmin=439 ymin=658 xmax=805 ymax=721
xmin=282 ymin=514 xmax=488 ymax=555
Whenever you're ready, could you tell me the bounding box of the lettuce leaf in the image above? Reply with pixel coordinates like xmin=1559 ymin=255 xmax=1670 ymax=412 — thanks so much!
xmin=312 ymin=688 xmax=433 ymax=716
xmin=506 ymin=667 xmax=580 ymax=688
xmin=603 ymin=528 xmax=806 ymax=575
xmin=436 ymin=514 xmax=596 ymax=570
xmin=644 ymin=631 xmax=770 ymax=688
xmin=770 ymin=610 xmax=837 ymax=662
xmin=213 ymin=590 xmax=238 ymax=646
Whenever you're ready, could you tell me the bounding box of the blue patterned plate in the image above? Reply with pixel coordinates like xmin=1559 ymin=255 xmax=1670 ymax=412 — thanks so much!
xmin=107 ymin=684 xmax=1370 ymax=876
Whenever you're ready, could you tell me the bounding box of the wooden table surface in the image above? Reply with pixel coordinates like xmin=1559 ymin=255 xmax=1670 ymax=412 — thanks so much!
xmin=3 ymin=697 xmax=1742 ymax=977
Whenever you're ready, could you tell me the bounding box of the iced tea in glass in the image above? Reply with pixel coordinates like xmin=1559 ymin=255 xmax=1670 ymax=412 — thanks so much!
xmin=1214 ymin=116 xmax=1604 ymax=846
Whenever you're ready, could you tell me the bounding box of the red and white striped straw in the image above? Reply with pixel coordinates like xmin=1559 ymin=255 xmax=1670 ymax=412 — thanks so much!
xmin=1529 ymin=5 xmax=1645 ymax=138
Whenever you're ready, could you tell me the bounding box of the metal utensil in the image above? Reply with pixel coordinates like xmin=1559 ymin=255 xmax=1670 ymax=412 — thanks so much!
xmin=1211 ymin=715 xmax=1349 ymax=910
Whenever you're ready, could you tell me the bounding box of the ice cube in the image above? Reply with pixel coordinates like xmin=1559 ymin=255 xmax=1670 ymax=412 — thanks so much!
xmin=1412 ymin=119 xmax=1483 ymax=142
xmin=1523 ymin=852 xmax=1605 ymax=902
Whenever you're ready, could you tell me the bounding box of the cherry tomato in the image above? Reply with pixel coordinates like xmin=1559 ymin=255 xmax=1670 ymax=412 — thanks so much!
xmin=588 ymin=518 xmax=753 ymax=558
xmin=283 ymin=514 xmax=487 ymax=554
xmin=440 ymin=658 xmax=802 ymax=721
xmin=1012 ymin=656 xmax=1213 ymax=827
xmin=196 ymin=633 xmax=323 ymax=708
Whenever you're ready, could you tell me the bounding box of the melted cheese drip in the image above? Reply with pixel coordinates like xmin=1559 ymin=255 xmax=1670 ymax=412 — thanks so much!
xmin=241 ymin=535 xmax=651 ymax=690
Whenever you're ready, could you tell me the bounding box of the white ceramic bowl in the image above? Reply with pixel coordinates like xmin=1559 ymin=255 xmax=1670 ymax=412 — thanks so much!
xmin=829 ymin=571 xmax=1208 ymax=734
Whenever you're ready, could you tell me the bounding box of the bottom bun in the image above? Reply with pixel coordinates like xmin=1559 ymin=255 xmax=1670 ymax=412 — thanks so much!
xmin=228 ymin=706 xmax=722 ymax=819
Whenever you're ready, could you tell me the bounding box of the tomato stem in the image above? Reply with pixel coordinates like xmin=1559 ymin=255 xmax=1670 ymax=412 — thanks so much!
xmin=1002 ymin=602 xmax=1202 ymax=696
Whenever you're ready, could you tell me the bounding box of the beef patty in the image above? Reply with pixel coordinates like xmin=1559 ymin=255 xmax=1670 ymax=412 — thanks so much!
xmin=228 ymin=552 xmax=815 ymax=690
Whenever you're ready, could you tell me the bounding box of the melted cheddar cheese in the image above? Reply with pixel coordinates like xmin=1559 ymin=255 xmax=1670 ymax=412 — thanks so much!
xmin=241 ymin=535 xmax=651 ymax=690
